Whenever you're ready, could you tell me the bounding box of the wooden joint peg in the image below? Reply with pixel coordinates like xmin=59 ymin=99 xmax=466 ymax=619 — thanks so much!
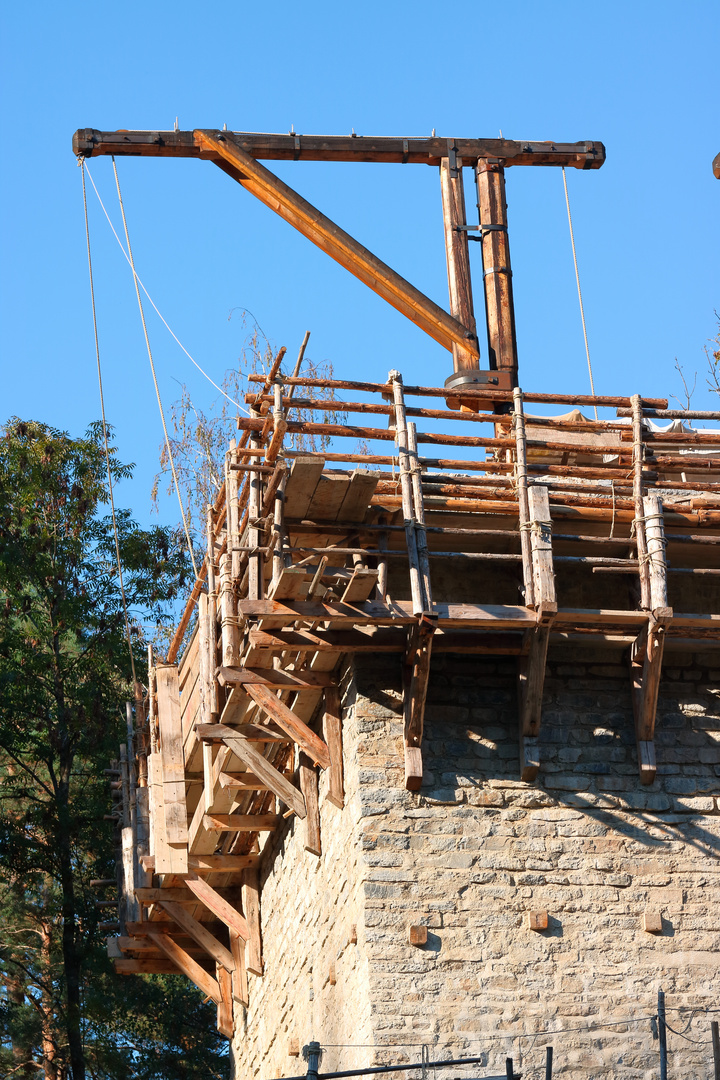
xmin=328 ymin=961 xmax=336 ymax=985
xmin=643 ymin=911 xmax=663 ymax=934
xmin=408 ymin=924 xmax=428 ymax=946
xmin=526 ymin=911 xmax=548 ymax=931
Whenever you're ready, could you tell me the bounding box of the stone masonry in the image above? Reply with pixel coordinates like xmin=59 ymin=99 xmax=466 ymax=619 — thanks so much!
xmin=232 ymin=647 xmax=720 ymax=1079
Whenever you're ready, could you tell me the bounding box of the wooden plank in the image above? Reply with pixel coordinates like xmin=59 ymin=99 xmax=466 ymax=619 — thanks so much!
xmin=336 ymin=469 xmax=379 ymax=522
xmin=185 ymin=876 xmax=250 ymax=941
xmin=158 ymin=900 xmax=235 ymax=972
xmin=247 ymin=628 xmax=406 ymax=652
xmin=341 ymin=568 xmax=379 ymax=603
xmin=322 ymin=686 xmax=344 ymax=809
xmin=299 ymin=753 xmax=321 ymax=856
xmin=307 ymin=471 xmax=351 ymax=522
xmin=283 ymin=456 xmax=326 ymax=519
xmin=244 ymin=683 xmax=331 ymax=768
xmin=217 ymin=666 xmax=335 ymax=690
xmin=242 ymin=869 xmax=263 ymax=976
xmin=203 ymin=814 xmax=279 ymax=832
xmin=156 ymin=664 xmax=189 ymax=866
xmin=149 ymin=932 xmax=223 ymax=1004
xmin=216 ymin=963 xmax=234 ymax=1038
xmin=198 ymin=132 xmax=480 ymax=359
xmin=220 ymin=733 xmax=306 ymax=818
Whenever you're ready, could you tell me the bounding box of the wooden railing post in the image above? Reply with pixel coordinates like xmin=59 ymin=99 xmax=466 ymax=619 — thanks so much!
xmin=475 ymin=160 xmax=518 ymax=385
xmin=512 ymin=387 xmax=535 ymax=609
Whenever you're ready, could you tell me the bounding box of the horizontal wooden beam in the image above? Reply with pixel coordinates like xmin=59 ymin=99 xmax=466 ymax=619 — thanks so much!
xmin=114 ymin=958 xmax=187 ymax=975
xmin=217 ymin=666 xmax=335 ymax=690
xmin=196 ymin=722 xmax=287 ymax=743
xmin=73 ymin=129 xmax=606 ymax=169
xmin=197 ymin=131 xmax=479 ymax=358
xmin=203 ymin=813 xmax=279 ymax=832
xmin=140 ymin=854 xmax=261 ymax=872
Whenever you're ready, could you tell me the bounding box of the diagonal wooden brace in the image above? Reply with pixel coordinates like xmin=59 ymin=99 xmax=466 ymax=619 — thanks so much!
xmin=403 ymin=613 xmax=437 ymax=790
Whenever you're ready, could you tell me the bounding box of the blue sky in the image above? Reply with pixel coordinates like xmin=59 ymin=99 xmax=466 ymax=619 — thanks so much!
xmin=1 ymin=0 xmax=718 ymax=528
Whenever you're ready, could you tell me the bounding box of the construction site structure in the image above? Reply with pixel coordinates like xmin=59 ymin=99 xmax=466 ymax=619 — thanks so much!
xmin=77 ymin=129 xmax=720 ymax=1078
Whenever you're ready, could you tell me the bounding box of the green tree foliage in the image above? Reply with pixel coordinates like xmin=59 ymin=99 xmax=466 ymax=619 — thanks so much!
xmin=0 ymin=420 xmax=228 ymax=1079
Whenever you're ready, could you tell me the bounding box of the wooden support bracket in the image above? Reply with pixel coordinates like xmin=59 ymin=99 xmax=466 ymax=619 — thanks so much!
xmin=629 ymin=608 xmax=672 ymax=785
xmin=148 ymin=932 xmax=222 ymax=1004
xmin=244 ymin=682 xmax=331 ymax=768
xmin=403 ymin=613 xmax=437 ymax=790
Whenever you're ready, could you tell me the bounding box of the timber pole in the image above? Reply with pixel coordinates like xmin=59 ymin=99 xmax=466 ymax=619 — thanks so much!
xmin=475 ymin=160 xmax=519 ymax=387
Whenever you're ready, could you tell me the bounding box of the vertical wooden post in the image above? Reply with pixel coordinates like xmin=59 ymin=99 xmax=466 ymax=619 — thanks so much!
xmin=219 ymin=553 xmax=239 ymax=667
xmin=248 ymin=408 xmax=263 ymax=601
xmin=440 ymin=151 xmax=478 ymax=371
xmin=242 ymin=868 xmax=263 ymax=976
xmin=475 ymin=160 xmax=518 ymax=385
xmin=406 ymin=422 xmax=433 ymax=612
xmin=226 ymin=439 xmax=241 ymax=582
xmin=272 ymin=469 xmax=288 ymax=589
xmin=512 ymin=387 xmax=535 ymax=609
xmin=322 ymin=685 xmax=344 ymax=809
xmin=711 ymin=1019 xmax=720 ymax=1080
xmin=230 ymin=928 xmax=249 ymax=1007
xmin=518 ymin=485 xmax=556 ymax=783
xmin=631 ymin=395 xmax=651 ymax=610
xmin=643 ymin=494 xmax=668 ymax=610
xmin=299 ymin=752 xmax=321 ymax=856
xmin=376 ymin=514 xmax=390 ymax=603
xmin=205 ymin=508 xmax=219 ymax=718
xmin=658 ymin=988 xmax=668 ymax=1080
xmin=389 ymin=371 xmax=425 ymax=615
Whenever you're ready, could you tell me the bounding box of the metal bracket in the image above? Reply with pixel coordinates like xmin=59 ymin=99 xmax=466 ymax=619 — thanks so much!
xmin=447 ymin=139 xmax=458 ymax=178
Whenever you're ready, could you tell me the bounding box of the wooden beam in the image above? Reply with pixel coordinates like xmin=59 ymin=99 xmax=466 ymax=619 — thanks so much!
xmin=203 ymin=813 xmax=279 ymax=832
xmin=196 ymin=722 xmax=287 ymax=743
xmin=158 ymin=900 xmax=235 ymax=972
xmin=140 ymin=854 xmax=260 ymax=872
xmin=149 ymin=932 xmax=223 ymax=1003
xmin=195 ymin=131 xmax=478 ymax=359
xmin=242 ymin=869 xmax=263 ymax=976
xmin=475 ymin=161 xmax=518 ymax=383
xmin=216 ymin=964 xmax=234 ymax=1038
xmin=114 ymin=958 xmax=186 ymax=975
xmin=518 ymin=486 xmax=556 ymax=782
xmin=403 ymin=614 xmax=437 ymax=791
xmin=243 ymin=682 xmax=331 ymax=768
xmin=440 ymin=151 xmax=478 ymax=371
xmin=299 ymin=753 xmax=321 ymax=856
xmin=322 ymin=686 xmax=344 ymax=808
xmin=238 ymin=598 xmax=539 ymax=630
xmin=217 ymin=666 xmax=336 ymax=690
xmin=230 ymin=929 xmax=249 ymax=1006
xmin=185 ymin=876 xmax=249 ymax=941
xmin=155 ymin=663 xmax=189 ymax=872
xmin=136 ymin=886 xmax=238 ymax=905
xmin=220 ymin=733 xmax=307 ymax=818
xmin=74 ymin=129 xmax=606 ymax=169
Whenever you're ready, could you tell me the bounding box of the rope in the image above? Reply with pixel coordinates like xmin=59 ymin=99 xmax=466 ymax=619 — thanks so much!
xmin=562 ymin=167 xmax=598 ymax=422
xmin=80 ymin=160 xmax=138 ymax=687
xmin=82 ymin=161 xmax=248 ymax=415
xmin=109 ymin=157 xmax=199 ymax=580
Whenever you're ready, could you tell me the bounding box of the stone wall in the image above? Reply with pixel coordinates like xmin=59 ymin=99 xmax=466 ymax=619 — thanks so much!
xmin=233 ymin=647 xmax=720 ymax=1079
